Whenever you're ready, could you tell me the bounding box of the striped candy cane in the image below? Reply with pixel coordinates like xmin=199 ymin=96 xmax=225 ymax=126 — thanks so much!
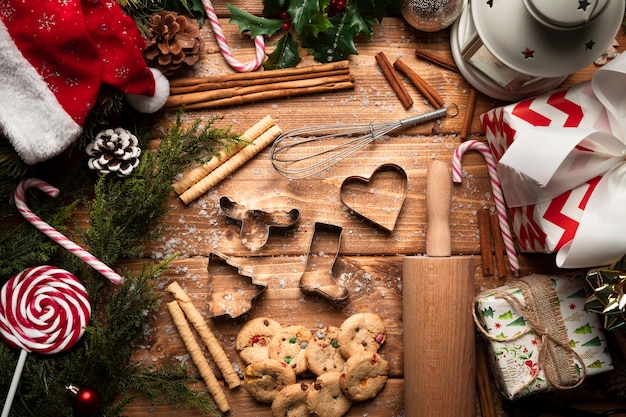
xmin=452 ymin=140 xmax=520 ymax=275
xmin=201 ymin=0 xmax=265 ymax=72
xmin=14 ymin=178 xmax=124 ymax=285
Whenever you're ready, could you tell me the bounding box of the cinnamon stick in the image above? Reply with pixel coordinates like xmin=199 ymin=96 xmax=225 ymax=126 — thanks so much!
xmin=460 ymin=87 xmax=477 ymax=140
xmin=478 ymin=208 xmax=494 ymax=277
xmin=172 ymin=115 xmax=275 ymax=195
xmin=169 ymin=60 xmax=350 ymax=87
xmin=414 ymin=48 xmax=458 ymax=72
xmin=178 ymin=81 xmax=355 ymax=111
xmin=166 ymin=74 xmax=353 ymax=109
xmin=476 ymin=342 xmax=497 ymax=417
xmin=170 ymin=68 xmax=350 ymax=95
xmin=375 ymin=51 xmax=413 ymax=109
xmin=167 ymin=301 xmax=230 ymax=412
xmin=392 ymin=58 xmax=444 ymax=108
xmin=489 ymin=210 xmax=507 ymax=278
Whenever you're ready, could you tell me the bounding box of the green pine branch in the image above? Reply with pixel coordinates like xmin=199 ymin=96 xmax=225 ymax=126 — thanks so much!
xmin=0 ymin=111 xmax=239 ymax=417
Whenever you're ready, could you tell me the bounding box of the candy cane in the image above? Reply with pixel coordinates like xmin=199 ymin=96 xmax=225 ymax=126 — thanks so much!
xmin=14 ymin=178 xmax=124 ymax=285
xmin=452 ymin=140 xmax=520 ymax=275
xmin=0 ymin=266 xmax=91 ymax=417
xmin=201 ymin=0 xmax=265 ymax=72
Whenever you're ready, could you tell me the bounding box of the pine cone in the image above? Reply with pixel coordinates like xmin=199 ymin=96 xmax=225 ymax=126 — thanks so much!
xmin=144 ymin=11 xmax=204 ymax=76
xmin=86 ymin=128 xmax=141 ymax=177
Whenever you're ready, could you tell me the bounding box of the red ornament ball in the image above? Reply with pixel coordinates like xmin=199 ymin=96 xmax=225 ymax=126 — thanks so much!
xmin=67 ymin=385 xmax=101 ymax=417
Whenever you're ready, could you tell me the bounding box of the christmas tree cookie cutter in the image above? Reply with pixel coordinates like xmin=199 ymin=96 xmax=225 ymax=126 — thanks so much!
xmin=339 ymin=163 xmax=407 ymax=232
xmin=206 ymin=251 xmax=268 ymax=318
xmin=219 ymin=195 xmax=300 ymax=250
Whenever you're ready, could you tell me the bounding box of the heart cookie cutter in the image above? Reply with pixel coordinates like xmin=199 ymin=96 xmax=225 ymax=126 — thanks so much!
xmin=219 ymin=196 xmax=300 ymax=250
xmin=339 ymin=164 xmax=407 ymax=232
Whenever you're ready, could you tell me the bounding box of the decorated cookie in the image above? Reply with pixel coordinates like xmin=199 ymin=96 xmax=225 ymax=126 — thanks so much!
xmin=337 ymin=312 xmax=386 ymax=358
xmin=268 ymin=324 xmax=312 ymax=375
xmin=339 ymin=351 xmax=389 ymax=401
xmin=306 ymin=371 xmax=352 ymax=417
xmin=271 ymin=382 xmax=311 ymax=417
xmin=236 ymin=317 xmax=282 ymax=365
xmin=305 ymin=325 xmax=346 ymax=376
xmin=244 ymin=358 xmax=297 ymax=403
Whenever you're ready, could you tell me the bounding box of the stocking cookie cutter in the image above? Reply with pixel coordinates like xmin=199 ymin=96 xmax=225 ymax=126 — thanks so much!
xmin=299 ymin=222 xmax=349 ymax=301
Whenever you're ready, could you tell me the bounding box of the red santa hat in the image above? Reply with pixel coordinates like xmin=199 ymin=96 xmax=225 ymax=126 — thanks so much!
xmin=0 ymin=0 xmax=170 ymax=165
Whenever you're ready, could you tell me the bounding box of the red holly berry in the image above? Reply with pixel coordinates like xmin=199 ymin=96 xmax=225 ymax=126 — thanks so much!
xmin=281 ymin=21 xmax=291 ymax=31
xmin=279 ymin=10 xmax=289 ymax=19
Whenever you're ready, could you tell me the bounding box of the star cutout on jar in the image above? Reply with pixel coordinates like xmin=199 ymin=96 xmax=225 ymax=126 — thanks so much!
xmin=586 ymin=39 xmax=596 ymax=50
xmin=486 ymin=0 xmax=493 ymax=7
xmin=578 ymin=0 xmax=591 ymax=11
xmin=522 ymin=48 xmax=535 ymax=59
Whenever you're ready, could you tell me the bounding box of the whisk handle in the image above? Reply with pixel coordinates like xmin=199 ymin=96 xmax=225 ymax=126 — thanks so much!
xmin=398 ymin=104 xmax=458 ymax=129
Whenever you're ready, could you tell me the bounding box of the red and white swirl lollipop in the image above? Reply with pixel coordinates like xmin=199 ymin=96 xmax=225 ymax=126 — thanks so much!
xmin=0 ymin=266 xmax=91 ymax=417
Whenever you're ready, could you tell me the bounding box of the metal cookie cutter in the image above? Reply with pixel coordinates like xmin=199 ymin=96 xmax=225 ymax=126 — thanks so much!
xmin=339 ymin=164 xmax=407 ymax=232
xmin=219 ymin=196 xmax=300 ymax=250
xmin=206 ymin=251 xmax=267 ymax=318
xmin=299 ymin=222 xmax=348 ymax=301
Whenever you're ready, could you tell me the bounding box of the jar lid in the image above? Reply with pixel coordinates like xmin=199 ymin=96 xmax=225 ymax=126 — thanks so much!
xmin=524 ymin=0 xmax=610 ymax=29
xmin=471 ymin=0 xmax=624 ymax=77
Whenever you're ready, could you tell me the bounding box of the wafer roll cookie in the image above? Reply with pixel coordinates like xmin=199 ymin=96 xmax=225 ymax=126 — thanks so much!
xmin=167 ymin=281 xmax=240 ymax=388
xmin=167 ymin=301 xmax=230 ymax=412
xmin=180 ymin=123 xmax=283 ymax=204
xmin=173 ymin=115 xmax=275 ymax=194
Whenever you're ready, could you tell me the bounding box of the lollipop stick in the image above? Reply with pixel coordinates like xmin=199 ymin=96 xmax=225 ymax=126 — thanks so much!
xmin=1 ymin=349 xmax=27 ymax=417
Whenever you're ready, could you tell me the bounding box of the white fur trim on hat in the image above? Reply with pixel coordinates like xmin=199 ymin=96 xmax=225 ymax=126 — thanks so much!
xmin=0 ymin=20 xmax=81 ymax=165
xmin=125 ymin=68 xmax=170 ymax=114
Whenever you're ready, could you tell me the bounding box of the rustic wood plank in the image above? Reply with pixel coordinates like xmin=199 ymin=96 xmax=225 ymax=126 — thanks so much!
xmin=113 ymin=10 xmax=622 ymax=417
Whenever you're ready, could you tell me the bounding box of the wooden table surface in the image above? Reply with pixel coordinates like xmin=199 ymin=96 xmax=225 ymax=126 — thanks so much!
xmin=119 ymin=3 xmax=626 ymax=416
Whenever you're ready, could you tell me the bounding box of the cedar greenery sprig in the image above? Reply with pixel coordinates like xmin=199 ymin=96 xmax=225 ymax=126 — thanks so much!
xmin=0 ymin=111 xmax=241 ymax=417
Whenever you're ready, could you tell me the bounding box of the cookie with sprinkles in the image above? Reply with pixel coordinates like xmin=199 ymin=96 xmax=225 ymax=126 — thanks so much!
xmin=337 ymin=313 xmax=386 ymax=358
xmin=236 ymin=317 xmax=282 ymax=365
xmin=305 ymin=325 xmax=346 ymax=376
xmin=268 ymin=324 xmax=312 ymax=375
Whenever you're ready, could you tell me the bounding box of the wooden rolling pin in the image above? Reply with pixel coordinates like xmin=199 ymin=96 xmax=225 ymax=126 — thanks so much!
xmin=402 ymin=160 xmax=476 ymax=417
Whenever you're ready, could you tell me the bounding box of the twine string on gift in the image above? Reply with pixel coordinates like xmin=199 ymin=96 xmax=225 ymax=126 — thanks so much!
xmin=473 ymin=274 xmax=586 ymax=396
xmin=14 ymin=178 xmax=124 ymax=285
xmin=452 ymin=139 xmax=520 ymax=275
xmin=200 ymin=0 xmax=265 ymax=72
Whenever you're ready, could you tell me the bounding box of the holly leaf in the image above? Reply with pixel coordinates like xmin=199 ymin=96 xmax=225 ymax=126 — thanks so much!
xmin=354 ymin=0 xmax=398 ymax=22
xmin=262 ymin=0 xmax=289 ymax=15
xmin=287 ymin=0 xmax=323 ymax=33
xmin=263 ymin=32 xmax=302 ymax=70
xmin=163 ymin=0 xmax=207 ymax=26
xmin=343 ymin=1 xmax=375 ymax=37
xmin=226 ymin=3 xmax=283 ymax=38
xmin=297 ymin=9 xmax=334 ymax=39
xmin=305 ymin=12 xmax=360 ymax=63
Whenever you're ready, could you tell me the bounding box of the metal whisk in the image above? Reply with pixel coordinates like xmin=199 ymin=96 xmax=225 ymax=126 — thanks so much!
xmin=270 ymin=104 xmax=458 ymax=179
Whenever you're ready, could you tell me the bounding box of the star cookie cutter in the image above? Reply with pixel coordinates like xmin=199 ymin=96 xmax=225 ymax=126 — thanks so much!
xmin=339 ymin=164 xmax=407 ymax=232
xmin=219 ymin=196 xmax=300 ymax=250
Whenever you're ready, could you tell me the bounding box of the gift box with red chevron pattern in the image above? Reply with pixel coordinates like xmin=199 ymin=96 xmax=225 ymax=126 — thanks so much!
xmin=480 ymin=53 xmax=626 ymax=268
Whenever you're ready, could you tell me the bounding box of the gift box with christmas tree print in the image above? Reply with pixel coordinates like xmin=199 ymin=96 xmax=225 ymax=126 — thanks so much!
xmin=474 ymin=274 xmax=612 ymax=400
